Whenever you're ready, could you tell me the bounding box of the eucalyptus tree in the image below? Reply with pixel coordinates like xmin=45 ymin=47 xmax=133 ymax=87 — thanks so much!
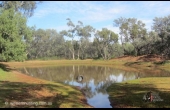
xmin=111 ymin=43 xmax=124 ymax=57
xmin=64 ymin=40 xmax=73 ymax=59
xmin=128 ymin=19 xmax=147 ymax=56
xmin=74 ymin=21 xmax=83 ymax=59
xmin=60 ymin=29 xmax=75 ymax=59
xmin=53 ymin=31 xmax=65 ymax=59
xmin=123 ymin=43 xmax=135 ymax=55
xmin=27 ymin=28 xmax=65 ymax=59
xmin=146 ymin=31 xmax=160 ymax=54
xmin=76 ymin=22 xmax=95 ymax=59
xmin=0 ymin=1 xmax=42 ymax=17
xmin=87 ymin=42 xmax=98 ymax=59
xmin=73 ymin=40 xmax=80 ymax=59
xmin=43 ymin=29 xmax=65 ymax=59
xmin=135 ymin=31 xmax=160 ymax=55
xmin=28 ymin=29 xmax=46 ymax=59
xmin=61 ymin=18 xmax=77 ymax=60
xmin=114 ymin=17 xmax=147 ymax=56
xmin=114 ymin=17 xmax=128 ymax=45
xmin=25 ymin=26 xmax=36 ymax=59
xmin=113 ymin=17 xmax=128 ymax=55
xmin=62 ymin=19 xmax=95 ymax=60
xmin=152 ymin=15 xmax=170 ymax=57
xmin=0 ymin=8 xmax=32 ymax=61
xmin=94 ymin=28 xmax=118 ymax=60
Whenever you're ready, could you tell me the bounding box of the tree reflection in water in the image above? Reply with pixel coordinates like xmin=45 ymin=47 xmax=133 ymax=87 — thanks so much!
xmin=18 ymin=65 xmax=170 ymax=108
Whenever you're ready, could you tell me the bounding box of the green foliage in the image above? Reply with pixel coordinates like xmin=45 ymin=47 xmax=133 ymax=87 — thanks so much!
xmin=124 ymin=43 xmax=135 ymax=55
xmin=0 ymin=1 xmax=42 ymax=17
xmin=114 ymin=17 xmax=148 ymax=56
xmin=27 ymin=28 xmax=65 ymax=59
xmin=112 ymin=43 xmax=124 ymax=57
xmin=94 ymin=28 xmax=119 ymax=60
xmin=0 ymin=8 xmax=30 ymax=61
xmin=152 ymin=15 xmax=170 ymax=57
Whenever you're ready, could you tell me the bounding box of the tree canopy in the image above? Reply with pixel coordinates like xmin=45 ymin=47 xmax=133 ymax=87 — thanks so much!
xmin=0 ymin=8 xmax=32 ymax=61
xmin=0 ymin=1 xmax=42 ymax=17
xmin=0 ymin=1 xmax=170 ymax=61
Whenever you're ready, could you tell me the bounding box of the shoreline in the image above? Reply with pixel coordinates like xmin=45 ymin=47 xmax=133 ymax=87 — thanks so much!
xmin=1 ymin=55 xmax=170 ymax=108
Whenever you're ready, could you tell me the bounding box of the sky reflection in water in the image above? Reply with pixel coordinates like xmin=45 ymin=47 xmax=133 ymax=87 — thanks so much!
xmin=18 ymin=65 xmax=170 ymax=108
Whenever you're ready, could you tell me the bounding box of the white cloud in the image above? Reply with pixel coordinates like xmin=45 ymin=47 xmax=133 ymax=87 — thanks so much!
xmin=79 ymin=3 xmax=129 ymax=23
xmin=137 ymin=1 xmax=170 ymax=17
xmin=33 ymin=1 xmax=129 ymax=23
xmin=30 ymin=1 xmax=170 ymax=36
xmin=33 ymin=1 xmax=70 ymax=18
xmin=34 ymin=1 xmax=170 ymax=19
xmin=142 ymin=1 xmax=165 ymax=8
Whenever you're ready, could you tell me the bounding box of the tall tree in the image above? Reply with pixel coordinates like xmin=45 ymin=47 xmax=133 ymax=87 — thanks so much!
xmin=0 ymin=8 xmax=31 ymax=61
xmin=27 ymin=28 xmax=65 ymax=59
xmin=76 ymin=22 xmax=95 ymax=59
xmin=94 ymin=28 xmax=118 ymax=60
xmin=152 ymin=15 xmax=170 ymax=57
xmin=62 ymin=18 xmax=86 ymax=60
xmin=114 ymin=17 xmax=147 ymax=56
xmin=0 ymin=1 xmax=42 ymax=17
xmin=66 ymin=18 xmax=76 ymax=60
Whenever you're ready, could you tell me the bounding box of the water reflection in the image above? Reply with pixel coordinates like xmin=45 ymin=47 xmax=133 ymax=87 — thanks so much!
xmin=18 ymin=65 xmax=170 ymax=108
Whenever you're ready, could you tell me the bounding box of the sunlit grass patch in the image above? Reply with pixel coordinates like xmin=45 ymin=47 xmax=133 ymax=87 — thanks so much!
xmin=107 ymin=77 xmax=170 ymax=108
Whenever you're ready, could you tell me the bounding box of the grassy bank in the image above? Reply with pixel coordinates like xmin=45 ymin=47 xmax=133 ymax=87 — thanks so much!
xmin=107 ymin=77 xmax=170 ymax=108
xmin=0 ymin=68 xmax=93 ymax=108
xmin=0 ymin=55 xmax=170 ymax=108
xmin=105 ymin=56 xmax=170 ymax=108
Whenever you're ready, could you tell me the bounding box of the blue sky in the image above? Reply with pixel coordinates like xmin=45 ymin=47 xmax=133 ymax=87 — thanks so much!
xmin=27 ymin=1 xmax=170 ymax=37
